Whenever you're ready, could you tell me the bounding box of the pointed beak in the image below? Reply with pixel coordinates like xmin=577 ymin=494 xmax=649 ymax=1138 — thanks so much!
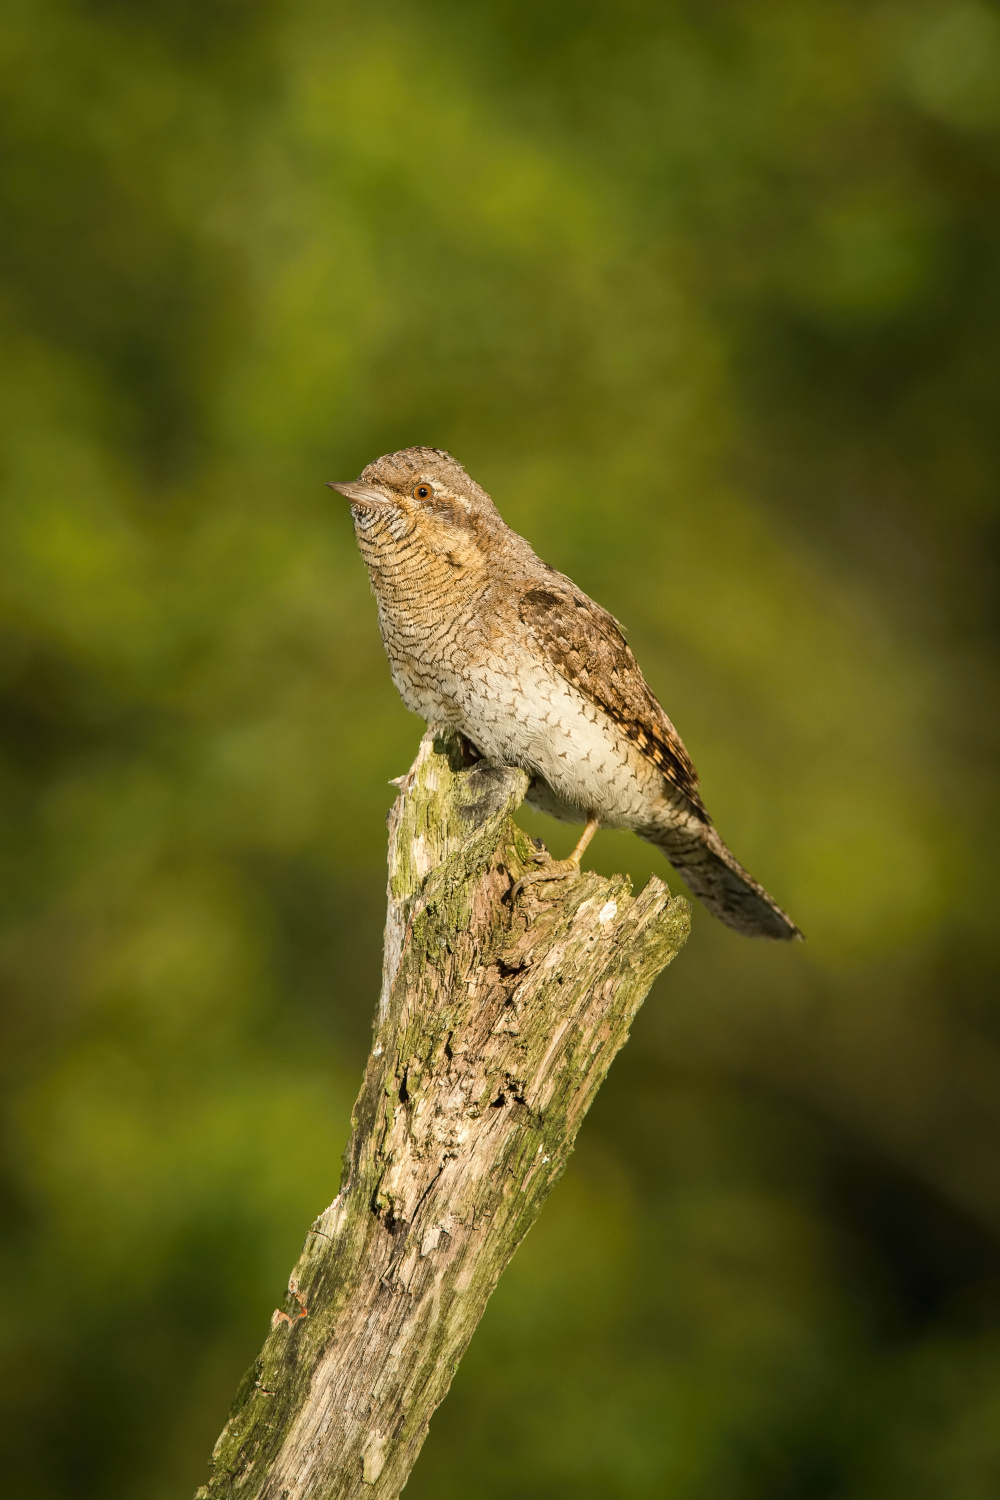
xmin=326 ymin=480 xmax=391 ymax=507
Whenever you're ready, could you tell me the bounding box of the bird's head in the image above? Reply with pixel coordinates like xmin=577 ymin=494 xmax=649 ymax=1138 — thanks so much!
xmin=328 ymin=448 xmax=504 ymax=581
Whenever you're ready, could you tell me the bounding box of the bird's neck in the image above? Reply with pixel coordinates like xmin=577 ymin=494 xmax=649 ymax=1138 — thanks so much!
xmin=359 ymin=530 xmax=490 ymax=640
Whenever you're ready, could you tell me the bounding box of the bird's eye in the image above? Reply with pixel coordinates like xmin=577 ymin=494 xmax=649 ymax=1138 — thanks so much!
xmin=413 ymin=483 xmax=432 ymax=500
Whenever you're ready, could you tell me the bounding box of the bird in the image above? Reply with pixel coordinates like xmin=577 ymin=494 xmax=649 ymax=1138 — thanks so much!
xmin=329 ymin=447 xmax=801 ymax=940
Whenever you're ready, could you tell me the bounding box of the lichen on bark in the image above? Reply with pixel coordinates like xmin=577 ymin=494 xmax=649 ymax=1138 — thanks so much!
xmin=196 ymin=726 xmax=689 ymax=1500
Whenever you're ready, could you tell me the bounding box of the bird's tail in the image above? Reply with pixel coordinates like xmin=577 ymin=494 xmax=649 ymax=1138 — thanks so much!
xmin=647 ymin=821 xmax=802 ymax=940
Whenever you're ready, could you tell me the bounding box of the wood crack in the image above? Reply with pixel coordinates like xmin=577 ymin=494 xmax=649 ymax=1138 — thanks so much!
xmin=195 ymin=726 xmax=688 ymax=1500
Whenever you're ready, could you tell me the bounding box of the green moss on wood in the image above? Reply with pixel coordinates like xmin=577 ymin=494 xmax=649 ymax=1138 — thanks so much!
xmin=196 ymin=727 xmax=688 ymax=1500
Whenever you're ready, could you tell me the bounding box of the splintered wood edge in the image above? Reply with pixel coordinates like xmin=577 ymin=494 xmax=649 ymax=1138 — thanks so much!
xmin=195 ymin=729 xmax=689 ymax=1500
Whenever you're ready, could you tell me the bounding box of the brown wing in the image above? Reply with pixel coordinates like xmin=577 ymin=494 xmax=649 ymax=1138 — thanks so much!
xmin=518 ymin=583 xmax=708 ymax=820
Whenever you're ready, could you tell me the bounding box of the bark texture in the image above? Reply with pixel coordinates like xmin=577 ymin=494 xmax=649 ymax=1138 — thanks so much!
xmin=196 ymin=726 xmax=689 ymax=1500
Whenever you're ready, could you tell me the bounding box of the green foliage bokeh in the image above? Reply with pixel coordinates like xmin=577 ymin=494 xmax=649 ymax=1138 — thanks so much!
xmin=1 ymin=1 xmax=999 ymax=1495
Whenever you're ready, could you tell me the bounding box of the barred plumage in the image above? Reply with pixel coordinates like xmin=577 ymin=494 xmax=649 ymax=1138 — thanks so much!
xmin=330 ymin=447 xmax=801 ymax=941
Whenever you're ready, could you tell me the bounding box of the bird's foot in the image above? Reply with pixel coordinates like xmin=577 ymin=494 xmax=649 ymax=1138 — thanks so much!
xmin=512 ymin=816 xmax=600 ymax=902
xmin=512 ymin=853 xmax=582 ymax=902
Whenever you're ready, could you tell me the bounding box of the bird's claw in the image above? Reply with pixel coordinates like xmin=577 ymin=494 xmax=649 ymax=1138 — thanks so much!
xmin=512 ymin=857 xmax=582 ymax=902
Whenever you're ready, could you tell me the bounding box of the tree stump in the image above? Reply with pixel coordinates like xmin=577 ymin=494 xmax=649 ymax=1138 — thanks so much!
xmin=197 ymin=726 xmax=689 ymax=1499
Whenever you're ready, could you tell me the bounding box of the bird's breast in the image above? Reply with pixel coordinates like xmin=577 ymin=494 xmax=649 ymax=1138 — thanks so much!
xmin=454 ymin=649 xmax=661 ymax=829
xmin=368 ymin=560 xmax=489 ymax=725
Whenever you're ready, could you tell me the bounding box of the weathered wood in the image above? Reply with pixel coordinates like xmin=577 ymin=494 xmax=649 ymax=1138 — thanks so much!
xmin=196 ymin=726 xmax=689 ymax=1500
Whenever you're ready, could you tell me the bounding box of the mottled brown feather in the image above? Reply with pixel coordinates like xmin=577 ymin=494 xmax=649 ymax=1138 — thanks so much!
xmin=518 ymin=583 xmax=709 ymax=820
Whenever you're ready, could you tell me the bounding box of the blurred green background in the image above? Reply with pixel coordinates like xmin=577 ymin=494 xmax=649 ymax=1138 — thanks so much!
xmin=1 ymin=0 xmax=999 ymax=1495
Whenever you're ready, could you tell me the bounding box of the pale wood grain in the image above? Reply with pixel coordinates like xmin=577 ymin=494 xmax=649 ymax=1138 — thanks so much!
xmin=196 ymin=726 xmax=689 ymax=1500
